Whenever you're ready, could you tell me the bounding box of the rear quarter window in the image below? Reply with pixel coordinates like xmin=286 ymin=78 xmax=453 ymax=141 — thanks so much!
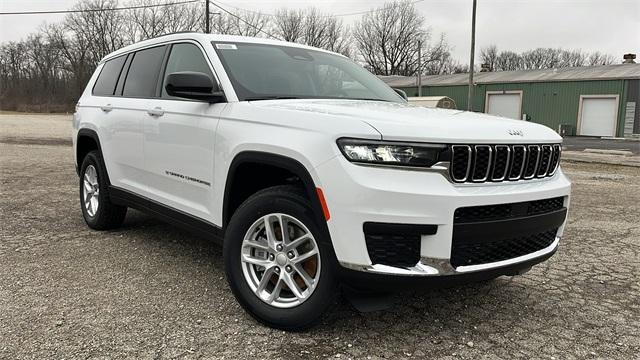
xmin=92 ymin=55 xmax=127 ymax=96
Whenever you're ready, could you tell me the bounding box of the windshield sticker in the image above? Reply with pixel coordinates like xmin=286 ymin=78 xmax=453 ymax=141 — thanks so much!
xmin=215 ymin=43 xmax=237 ymax=50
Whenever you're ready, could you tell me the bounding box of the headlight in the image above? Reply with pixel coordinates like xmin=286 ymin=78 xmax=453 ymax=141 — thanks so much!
xmin=337 ymin=138 xmax=446 ymax=168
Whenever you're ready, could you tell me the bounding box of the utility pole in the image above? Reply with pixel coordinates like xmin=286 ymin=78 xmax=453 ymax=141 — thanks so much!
xmin=467 ymin=0 xmax=477 ymax=111
xmin=205 ymin=0 xmax=210 ymax=34
xmin=417 ymin=40 xmax=422 ymax=97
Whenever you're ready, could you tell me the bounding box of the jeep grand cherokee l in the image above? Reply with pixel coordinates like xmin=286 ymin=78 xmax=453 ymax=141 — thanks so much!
xmin=73 ymin=33 xmax=571 ymax=330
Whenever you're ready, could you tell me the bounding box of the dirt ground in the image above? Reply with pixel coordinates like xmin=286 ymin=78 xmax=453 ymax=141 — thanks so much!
xmin=1 ymin=114 xmax=639 ymax=359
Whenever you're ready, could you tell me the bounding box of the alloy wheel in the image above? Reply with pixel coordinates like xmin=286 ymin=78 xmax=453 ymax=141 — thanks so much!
xmin=240 ymin=213 xmax=321 ymax=308
xmin=82 ymin=165 xmax=100 ymax=217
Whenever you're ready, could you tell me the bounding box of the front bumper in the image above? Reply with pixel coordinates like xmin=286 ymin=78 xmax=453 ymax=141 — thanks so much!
xmin=314 ymin=156 xmax=571 ymax=278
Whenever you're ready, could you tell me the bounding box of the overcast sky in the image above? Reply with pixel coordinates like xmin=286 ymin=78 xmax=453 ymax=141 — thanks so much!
xmin=1 ymin=0 xmax=638 ymax=62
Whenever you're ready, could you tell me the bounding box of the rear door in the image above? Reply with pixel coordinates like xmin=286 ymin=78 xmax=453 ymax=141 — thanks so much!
xmin=104 ymin=45 xmax=168 ymax=195
xmin=88 ymin=53 xmax=144 ymax=191
xmin=142 ymin=42 xmax=223 ymax=221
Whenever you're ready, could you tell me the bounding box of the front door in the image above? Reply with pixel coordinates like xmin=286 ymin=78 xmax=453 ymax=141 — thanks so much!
xmin=143 ymin=42 xmax=224 ymax=221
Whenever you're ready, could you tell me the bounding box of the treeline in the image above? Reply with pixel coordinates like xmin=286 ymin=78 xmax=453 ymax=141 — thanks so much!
xmin=479 ymin=45 xmax=615 ymax=72
xmin=0 ymin=0 xmax=464 ymax=112
xmin=0 ymin=0 xmax=617 ymax=112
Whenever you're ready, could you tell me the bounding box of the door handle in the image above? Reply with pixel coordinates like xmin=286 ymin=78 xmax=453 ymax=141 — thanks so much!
xmin=100 ymin=104 xmax=113 ymax=113
xmin=147 ymin=107 xmax=165 ymax=117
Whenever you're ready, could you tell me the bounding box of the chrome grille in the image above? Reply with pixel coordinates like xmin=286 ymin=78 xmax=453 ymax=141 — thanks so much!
xmin=451 ymin=145 xmax=472 ymax=182
xmin=523 ymin=145 xmax=540 ymax=179
xmin=471 ymin=145 xmax=492 ymax=182
xmin=449 ymin=144 xmax=562 ymax=183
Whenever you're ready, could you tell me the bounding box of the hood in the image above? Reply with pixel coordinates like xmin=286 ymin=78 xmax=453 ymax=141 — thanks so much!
xmin=250 ymin=99 xmax=562 ymax=143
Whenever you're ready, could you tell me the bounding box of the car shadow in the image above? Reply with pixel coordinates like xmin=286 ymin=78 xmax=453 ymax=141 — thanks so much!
xmin=113 ymin=209 xmax=544 ymax=334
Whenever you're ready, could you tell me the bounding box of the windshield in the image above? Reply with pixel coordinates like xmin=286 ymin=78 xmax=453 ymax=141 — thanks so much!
xmin=212 ymin=42 xmax=403 ymax=103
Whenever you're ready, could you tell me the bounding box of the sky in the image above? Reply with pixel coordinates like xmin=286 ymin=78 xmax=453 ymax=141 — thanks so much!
xmin=1 ymin=0 xmax=638 ymax=63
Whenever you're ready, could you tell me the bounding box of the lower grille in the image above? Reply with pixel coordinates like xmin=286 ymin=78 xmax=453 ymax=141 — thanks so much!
xmin=527 ymin=197 xmax=564 ymax=216
xmin=454 ymin=197 xmax=564 ymax=223
xmin=365 ymin=233 xmax=420 ymax=267
xmin=450 ymin=228 xmax=558 ymax=267
xmin=451 ymin=197 xmax=566 ymax=268
xmin=363 ymin=222 xmax=437 ymax=268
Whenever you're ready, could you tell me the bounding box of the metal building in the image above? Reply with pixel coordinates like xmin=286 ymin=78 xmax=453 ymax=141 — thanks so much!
xmin=380 ymin=63 xmax=640 ymax=137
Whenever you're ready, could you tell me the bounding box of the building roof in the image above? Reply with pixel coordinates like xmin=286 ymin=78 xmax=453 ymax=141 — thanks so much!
xmin=379 ymin=63 xmax=640 ymax=87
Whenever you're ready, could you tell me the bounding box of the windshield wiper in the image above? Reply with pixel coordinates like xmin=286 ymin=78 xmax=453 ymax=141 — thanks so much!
xmin=347 ymin=98 xmax=391 ymax=102
xmin=244 ymin=96 xmax=301 ymax=101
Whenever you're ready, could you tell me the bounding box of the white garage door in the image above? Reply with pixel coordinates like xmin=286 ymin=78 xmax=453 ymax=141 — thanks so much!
xmin=486 ymin=93 xmax=522 ymax=120
xmin=579 ymin=97 xmax=618 ymax=137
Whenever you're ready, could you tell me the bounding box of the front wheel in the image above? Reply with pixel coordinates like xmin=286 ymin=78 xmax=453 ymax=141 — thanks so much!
xmin=224 ymin=186 xmax=338 ymax=331
xmin=79 ymin=150 xmax=127 ymax=230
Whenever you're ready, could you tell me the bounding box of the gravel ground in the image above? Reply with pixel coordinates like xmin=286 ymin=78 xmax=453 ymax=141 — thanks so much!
xmin=1 ymin=114 xmax=639 ymax=359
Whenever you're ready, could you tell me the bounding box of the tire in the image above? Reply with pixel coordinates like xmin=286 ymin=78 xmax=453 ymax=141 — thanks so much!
xmin=224 ymin=185 xmax=338 ymax=331
xmin=79 ymin=150 xmax=127 ymax=230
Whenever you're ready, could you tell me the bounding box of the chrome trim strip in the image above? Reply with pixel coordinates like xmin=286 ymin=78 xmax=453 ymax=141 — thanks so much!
xmin=537 ymin=145 xmax=553 ymax=178
xmin=492 ymin=145 xmax=510 ymax=181
xmin=523 ymin=145 xmax=541 ymax=179
xmin=451 ymin=145 xmax=472 ymax=182
xmin=548 ymin=144 xmax=561 ymax=176
xmin=508 ymin=145 xmax=527 ymax=181
xmin=338 ymin=237 xmax=560 ymax=277
xmin=472 ymin=145 xmax=492 ymax=182
xmin=456 ymin=237 xmax=559 ymax=273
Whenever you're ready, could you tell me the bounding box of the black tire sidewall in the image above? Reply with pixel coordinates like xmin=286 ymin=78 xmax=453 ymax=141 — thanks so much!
xmin=224 ymin=188 xmax=337 ymax=330
xmin=79 ymin=151 xmax=116 ymax=228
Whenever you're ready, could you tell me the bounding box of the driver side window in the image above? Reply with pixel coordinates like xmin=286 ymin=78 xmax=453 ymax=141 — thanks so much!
xmin=162 ymin=43 xmax=214 ymax=98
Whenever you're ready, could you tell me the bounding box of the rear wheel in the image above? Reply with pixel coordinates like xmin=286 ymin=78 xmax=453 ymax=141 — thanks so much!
xmin=79 ymin=151 xmax=127 ymax=230
xmin=224 ymin=186 xmax=337 ymax=330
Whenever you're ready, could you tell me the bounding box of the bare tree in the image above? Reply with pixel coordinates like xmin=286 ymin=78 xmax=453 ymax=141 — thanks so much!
xmin=559 ymin=49 xmax=586 ymax=68
xmin=210 ymin=11 xmax=270 ymax=37
xmin=495 ymin=50 xmax=522 ymax=71
xmin=43 ymin=23 xmax=93 ymax=97
xmin=480 ymin=45 xmax=498 ymax=71
xmin=587 ymin=51 xmax=615 ymax=66
xmin=352 ymin=1 xmax=435 ymax=76
xmin=229 ymin=11 xmax=271 ymax=37
xmin=64 ymin=0 xmax=127 ymax=63
xmin=521 ymin=48 xmax=564 ymax=69
xmin=211 ymin=13 xmax=235 ymax=35
xmin=271 ymin=8 xmax=350 ymax=55
xmin=322 ymin=16 xmax=351 ymax=56
xmin=490 ymin=47 xmax=613 ymax=71
xmin=124 ymin=0 xmax=202 ymax=42
xmin=273 ymin=9 xmax=305 ymax=42
xmin=421 ymin=34 xmax=455 ymax=75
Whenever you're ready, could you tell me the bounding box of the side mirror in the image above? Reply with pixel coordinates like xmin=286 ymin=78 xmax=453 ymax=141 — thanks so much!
xmin=165 ymin=71 xmax=225 ymax=103
xmin=393 ymin=88 xmax=408 ymax=101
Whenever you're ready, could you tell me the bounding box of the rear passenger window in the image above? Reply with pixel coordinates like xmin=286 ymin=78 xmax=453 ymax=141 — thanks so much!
xmin=123 ymin=46 xmax=166 ymax=98
xmin=161 ymin=43 xmax=214 ymax=98
xmin=92 ymin=55 xmax=126 ymax=96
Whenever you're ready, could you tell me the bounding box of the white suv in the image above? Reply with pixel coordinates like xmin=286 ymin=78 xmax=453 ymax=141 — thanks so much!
xmin=73 ymin=33 xmax=571 ymax=330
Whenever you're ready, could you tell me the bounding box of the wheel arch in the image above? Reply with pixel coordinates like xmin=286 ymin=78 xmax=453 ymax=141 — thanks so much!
xmin=76 ymin=128 xmax=103 ymax=176
xmin=223 ymin=151 xmax=329 ymax=233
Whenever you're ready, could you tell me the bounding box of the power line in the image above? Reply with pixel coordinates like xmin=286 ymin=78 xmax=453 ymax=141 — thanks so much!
xmin=0 ymin=0 xmax=199 ymax=16
xmin=208 ymin=1 xmax=278 ymax=39
xmin=213 ymin=0 xmax=425 ymax=18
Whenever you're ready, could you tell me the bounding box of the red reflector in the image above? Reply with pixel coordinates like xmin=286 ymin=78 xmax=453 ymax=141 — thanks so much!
xmin=316 ymin=187 xmax=330 ymax=221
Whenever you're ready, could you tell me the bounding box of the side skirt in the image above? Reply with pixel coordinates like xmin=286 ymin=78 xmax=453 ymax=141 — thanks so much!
xmin=109 ymin=186 xmax=224 ymax=244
